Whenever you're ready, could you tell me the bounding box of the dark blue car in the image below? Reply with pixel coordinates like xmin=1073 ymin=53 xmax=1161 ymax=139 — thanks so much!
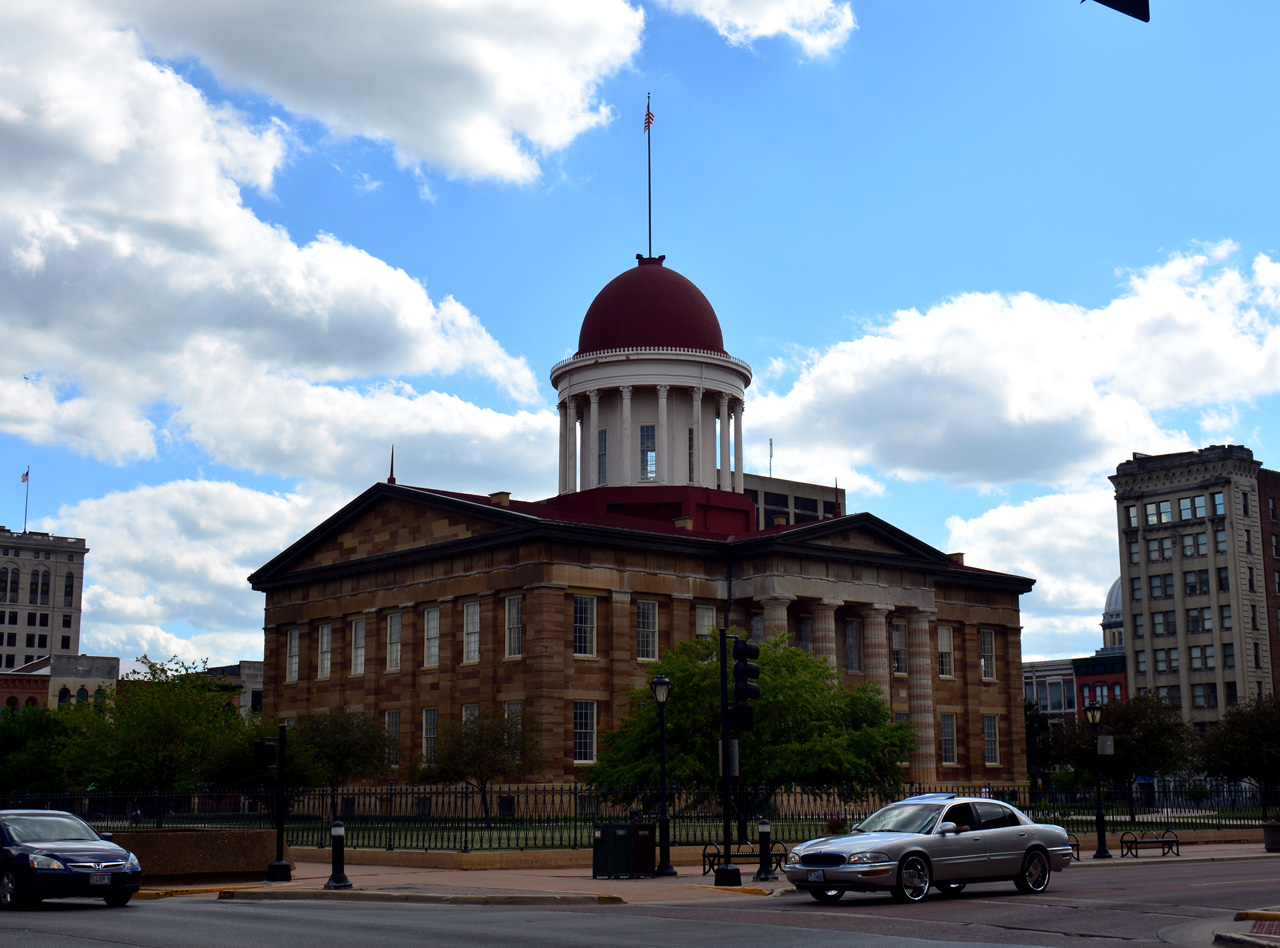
xmin=0 ymin=810 xmax=141 ymax=909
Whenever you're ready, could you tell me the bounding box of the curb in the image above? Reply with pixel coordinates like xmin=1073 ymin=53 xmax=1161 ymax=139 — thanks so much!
xmin=216 ymin=889 xmax=624 ymax=905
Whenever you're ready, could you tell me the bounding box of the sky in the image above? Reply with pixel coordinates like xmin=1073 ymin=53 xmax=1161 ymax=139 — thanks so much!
xmin=3 ymin=0 xmax=1279 ymax=670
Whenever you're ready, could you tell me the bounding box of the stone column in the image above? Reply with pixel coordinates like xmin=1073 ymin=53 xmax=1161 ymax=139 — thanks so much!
xmin=691 ymin=387 xmax=704 ymax=486
xmin=758 ymin=596 xmax=794 ymax=642
xmin=907 ymin=608 xmax=938 ymax=782
xmin=558 ymin=400 xmax=568 ymax=494
xmin=656 ymin=385 xmax=669 ymax=485
xmin=718 ymin=393 xmax=731 ymax=491
xmin=588 ymin=389 xmax=600 ymax=488
xmin=861 ymin=605 xmax=893 ymax=701
xmin=566 ymin=398 xmax=578 ymax=493
xmin=620 ymin=385 xmax=633 ymax=486
xmin=579 ymin=415 xmax=589 ymax=494
xmin=812 ymin=599 xmax=840 ymax=667
xmin=733 ymin=400 xmax=744 ymax=493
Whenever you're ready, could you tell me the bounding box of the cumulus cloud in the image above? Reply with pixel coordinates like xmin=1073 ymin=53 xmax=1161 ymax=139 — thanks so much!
xmin=661 ymin=0 xmax=856 ymax=57
xmin=86 ymin=0 xmax=646 ymax=183
xmin=751 ymin=247 xmax=1280 ymax=491
xmin=0 ymin=0 xmax=539 ymax=469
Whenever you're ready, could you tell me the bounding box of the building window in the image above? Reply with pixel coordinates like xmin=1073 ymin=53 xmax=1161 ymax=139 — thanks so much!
xmin=696 ymin=604 xmax=717 ymax=638
xmin=1192 ymin=683 xmax=1218 ymax=709
xmin=1186 ymin=607 xmax=1212 ymax=633
xmin=1182 ymin=533 xmax=1206 ymax=557
xmin=1212 ymin=492 xmax=1225 ymax=516
xmin=1184 ymin=570 xmax=1208 ymax=596
xmin=636 ymin=600 xmax=658 ymax=660
xmin=980 ymin=629 xmax=996 ymax=680
xmin=1180 ymin=495 xmax=1206 ymax=519
xmin=846 ymin=619 xmax=863 ymax=672
xmin=1243 ymin=492 xmax=1251 ymax=518
xmin=1218 ymin=567 xmax=1231 ymax=592
xmin=891 ymin=621 xmax=907 ymax=674
xmin=61 ymin=614 xmax=70 ymax=629
xmin=286 ymin=629 xmax=299 ymax=682
xmin=1150 ymin=574 xmax=1174 ymax=599
xmin=1154 ymin=649 xmax=1168 ymax=672
xmin=317 ymin=624 xmax=331 ymax=679
xmin=1224 ymin=642 xmax=1235 ymax=668
xmin=1252 ymin=604 xmax=1259 ymax=631
xmin=574 ymin=596 xmax=596 ymax=657
xmin=462 ymin=703 xmax=480 ymax=722
xmin=1221 ymin=605 xmax=1233 ymax=631
xmin=1128 ymin=540 xmax=1140 ymax=564
xmin=59 ymin=635 xmax=69 ymax=649
xmin=424 ymin=607 xmax=440 ymax=667
xmin=597 ymin=429 xmax=607 ymax=486
xmin=1132 ymin=613 xmax=1144 ymax=638
xmin=1191 ymin=644 xmax=1215 ymax=669
xmin=384 ymin=710 xmax=400 ymax=767
xmin=1130 ymin=577 xmax=1142 ymax=601
xmin=463 ymin=601 xmax=481 ymax=663
xmin=1136 ymin=651 xmax=1146 ymax=673
xmin=749 ymin=611 xmax=764 ymax=642
xmin=505 ymin=596 xmax=523 ymax=658
xmin=386 ymin=613 xmax=402 ymax=671
xmin=982 ymin=715 xmax=999 ymax=765
xmin=351 ymin=618 xmax=366 ymax=676
xmin=1125 ymin=505 xmax=1138 ymax=527
xmin=63 ymin=571 xmax=73 ymax=607
xmin=1254 ymin=640 xmax=1261 ymax=667
xmin=687 ymin=428 xmax=695 ymax=483
xmin=1248 ymin=567 xmax=1255 ymax=592
xmin=1246 ymin=531 xmax=1253 ymax=555
xmin=1226 ymin=681 xmax=1239 ymax=707
xmin=422 ymin=708 xmax=438 ymax=765
xmin=1215 ymin=529 xmax=1228 ymax=554
xmin=940 ymin=713 xmax=957 ymax=765
xmin=573 ymin=700 xmax=596 ymax=763
xmin=937 ymin=626 xmax=954 ymax=678
xmin=1148 ymin=537 xmax=1174 ymax=562
xmin=639 ymin=424 xmax=656 ymax=481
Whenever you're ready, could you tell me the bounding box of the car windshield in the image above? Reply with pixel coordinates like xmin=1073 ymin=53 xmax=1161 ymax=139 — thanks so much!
xmin=855 ymin=804 xmax=943 ymax=835
xmin=4 ymin=814 xmax=100 ymax=843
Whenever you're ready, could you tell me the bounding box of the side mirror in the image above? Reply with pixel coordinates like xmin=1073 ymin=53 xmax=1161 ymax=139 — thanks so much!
xmin=99 ymin=831 xmax=113 ymax=840
xmin=938 ymin=822 xmax=958 ymax=835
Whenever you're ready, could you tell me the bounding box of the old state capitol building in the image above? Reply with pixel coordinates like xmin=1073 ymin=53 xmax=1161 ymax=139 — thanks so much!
xmin=250 ymin=254 xmax=1035 ymax=784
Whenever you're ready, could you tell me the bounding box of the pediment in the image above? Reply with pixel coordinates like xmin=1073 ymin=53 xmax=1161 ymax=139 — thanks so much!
xmin=806 ymin=527 xmax=908 ymax=556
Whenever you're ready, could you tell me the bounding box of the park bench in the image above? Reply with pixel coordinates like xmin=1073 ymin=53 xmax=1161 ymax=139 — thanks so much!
xmin=1067 ymin=833 xmax=1080 ymax=860
xmin=1119 ymin=829 xmax=1179 ymax=857
xmin=701 ymin=840 xmax=789 ymax=876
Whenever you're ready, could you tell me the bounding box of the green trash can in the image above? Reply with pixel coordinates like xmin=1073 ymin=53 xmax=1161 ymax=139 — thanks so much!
xmin=592 ymin=823 xmax=633 ymax=879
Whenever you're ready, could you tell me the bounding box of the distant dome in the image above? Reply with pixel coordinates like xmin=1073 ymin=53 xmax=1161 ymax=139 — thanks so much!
xmin=1102 ymin=577 xmax=1123 ymax=628
xmin=577 ymin=255 xmax=725 ymax=356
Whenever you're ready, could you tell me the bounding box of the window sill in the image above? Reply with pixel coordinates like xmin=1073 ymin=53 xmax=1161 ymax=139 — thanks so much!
xmin=504 ymin=654 xmax=523 ymax=662
xmin=573 ymin=653 xmax=598 ymax=661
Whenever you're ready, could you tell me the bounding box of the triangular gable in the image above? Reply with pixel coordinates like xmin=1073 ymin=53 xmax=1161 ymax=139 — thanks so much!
xmin=759 ymin=512 xmax=954 ymax=565
xmin=806 ymin=527 xmax=910 ymax=557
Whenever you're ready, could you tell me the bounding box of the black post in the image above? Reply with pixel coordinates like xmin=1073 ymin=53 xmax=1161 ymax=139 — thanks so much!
xmin=267 ymin=723 xmax=292 ymax=881
xmin=1086 ymin=705 xmax=1112 ymax=860
xmin=715 ymin=628 xmax=740 ymax=886
xmin=651 ymin=675 xmax=677 ymax=877
xmin=754 ymin=819 xmax=776 ymax=882
xmin=324 ymin=821 xmax=352 ymax=889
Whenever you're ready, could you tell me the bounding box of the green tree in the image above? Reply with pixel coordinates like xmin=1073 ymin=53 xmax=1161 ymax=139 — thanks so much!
xmin=418 ymin=707 xmax=545 ymax=822
xmin=1024 ymin=699 xmax=1055 ymax=781
xmin=586 ymin=634 xmax=915 ymax=797
xmin=0 ymin=705 xmax=75 ymax=792
xmin=62 ymin=657 xmax=247 ymax=793
xmin=290 ymin=709 xmax=395 ymax=788
xmin=1200 ymin=695 xmax=1280 ymax=819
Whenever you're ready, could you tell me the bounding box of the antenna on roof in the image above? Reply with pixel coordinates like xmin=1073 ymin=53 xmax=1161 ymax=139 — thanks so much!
xmin=644 ymin=94 xmax=655 ymax=258
xmin=769 ymin=438 xmax=773 ymax=478
xmin=388 ymin=445 xmax=396 ymax=485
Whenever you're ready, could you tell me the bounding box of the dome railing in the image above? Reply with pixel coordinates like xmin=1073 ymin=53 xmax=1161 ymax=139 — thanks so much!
xmin=550 ymin=345 xmax=752 ymax=375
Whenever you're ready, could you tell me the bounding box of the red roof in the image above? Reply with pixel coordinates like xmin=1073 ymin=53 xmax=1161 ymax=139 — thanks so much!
xmin=577 ymin=256 xmax=725 ymax=356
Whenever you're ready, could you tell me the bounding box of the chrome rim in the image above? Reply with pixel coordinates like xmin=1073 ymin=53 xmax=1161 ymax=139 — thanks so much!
xmin=0 ymin=873 xmax=15 ymax=908
xmin=1024 ymin=852 xmax=1049 ymax=891
xmin=900 ymin=856 xmax=930 ymax=901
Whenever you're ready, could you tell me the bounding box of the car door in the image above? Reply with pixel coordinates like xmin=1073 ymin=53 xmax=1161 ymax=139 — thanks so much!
xmin=928 ymin=803 xmax=986 ymax=881
xmin=974 ymin=801 xmax=1028 ymax=876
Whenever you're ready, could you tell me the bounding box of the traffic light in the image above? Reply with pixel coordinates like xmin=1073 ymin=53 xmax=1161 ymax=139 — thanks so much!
xmin=732 ymin=638 xmax=760 ymax=702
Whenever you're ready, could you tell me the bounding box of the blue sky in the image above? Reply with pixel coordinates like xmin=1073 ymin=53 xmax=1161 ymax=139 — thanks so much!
xmin=3 ymin=0 xmax=1279 ymax=668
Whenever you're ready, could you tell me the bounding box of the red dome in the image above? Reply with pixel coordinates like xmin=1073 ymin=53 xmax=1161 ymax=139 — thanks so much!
xmin=577 ymin=256 xmax=725 ymax=356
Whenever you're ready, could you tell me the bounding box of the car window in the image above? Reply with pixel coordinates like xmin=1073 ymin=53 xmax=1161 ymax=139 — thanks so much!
xmin=3 ymin=814 xmax=100 ymax=843
xmin=973 ymin=801 xmax=1020 ymax=829
xmin=858 ymin=804 xmax=942 ymax=834
xmin=942 ymin=803 xmax=976 ymax=831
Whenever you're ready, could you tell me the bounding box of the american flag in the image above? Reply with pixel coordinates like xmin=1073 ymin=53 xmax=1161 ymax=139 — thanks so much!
xmin=644 ymin=106 xmax=654 ymax=133
xmin=21 ymin=470 xmax=28 ymax=483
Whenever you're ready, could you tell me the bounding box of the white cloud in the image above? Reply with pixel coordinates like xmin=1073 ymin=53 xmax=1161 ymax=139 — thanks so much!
xmin=0 ymin=1 xmax=540 ymax=470
xmin=661 ymin=0 xmax=856 ymax=57
xmin=86 ymin=0 xmax=646 ymax=183
xmin=751 ymin=248 xmax=1280 ymax=490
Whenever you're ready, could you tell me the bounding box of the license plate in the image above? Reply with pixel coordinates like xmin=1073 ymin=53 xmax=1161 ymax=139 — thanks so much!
xmin=90 ymin=873 xmax=110 ymax=886
xmin=807 ymin=869 xmax=826 ymax=882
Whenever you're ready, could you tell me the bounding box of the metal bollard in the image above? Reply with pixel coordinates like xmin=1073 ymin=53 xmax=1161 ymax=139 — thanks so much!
xmin=324 ymin=821 xmax=352 ymax=890
xmin=754 ymin=818 xmax=777 ymax=882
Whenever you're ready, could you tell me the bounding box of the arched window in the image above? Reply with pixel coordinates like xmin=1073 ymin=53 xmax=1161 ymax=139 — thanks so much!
xmin=28 ymin=570 xmax=38 ymax=604
xmin=39 ymin=570 xmax=50 ymax=606
xmin=58 ymin=687 xmax=71 ymax=706
xmin=0 ymin=568 xmax=7 ymax=603
xmin=5 ymin=567 xmax=16 ymax=603
xmin=23 ymin=697 xmax=37 ymax=709
xmin=94 ymin=688 xmax=105 ymax=704
xmin=5 ymin=696 xmax=17 ymax=714
xmin=76 ymin=687 xmax=88 ymax=704
xmin=64 ymin=572 xmax=74 ymax=607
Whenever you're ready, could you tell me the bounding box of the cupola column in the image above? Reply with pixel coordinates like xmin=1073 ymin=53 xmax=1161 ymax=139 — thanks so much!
xmin=558 ymin=400 xmax=568 ymax=494
xmin=733 ymin=400 xmax=744 ymax=493
xmin=620 ymin=385 xmax=633 ymax=486
xmin=566 ymin=399 xmax=579 ymax=493
xmin=656 ymin=385 xmax=669 ymax=485
xmin=588 ymin=390 xmax=600 ymax=488
xmin=718 ymin=393 xmax=731 ymax=491
xmin=690 ymin=387 xmax=704 ymax=487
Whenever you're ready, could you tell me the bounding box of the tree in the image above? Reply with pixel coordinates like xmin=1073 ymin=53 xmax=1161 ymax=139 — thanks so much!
xmin=0 ymin=705 xmax=75 ymax=792
xmin=1024 ymin=700 xmax=1056 ymax=782
xmin=418 ymin=708 xmax=545 ymax=822
xmin=290 ymin=709 xmax=395 ymax=788
xmin=586 ymin=634 xmax=915 ymax=798
xmin=1200 ymin=695 xmax=1280 ymax=818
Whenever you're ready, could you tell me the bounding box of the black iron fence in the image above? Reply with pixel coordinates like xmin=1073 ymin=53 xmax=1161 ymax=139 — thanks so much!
xmin=3 ymin=782 xmax=1270 ymax=852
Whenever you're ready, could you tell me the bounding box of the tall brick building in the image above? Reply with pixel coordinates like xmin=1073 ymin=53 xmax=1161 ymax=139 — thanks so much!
xmin=251 ymin=255 xmax=1035 ymax=783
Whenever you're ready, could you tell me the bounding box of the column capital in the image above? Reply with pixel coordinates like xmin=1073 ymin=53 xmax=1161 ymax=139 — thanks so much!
xmin=620 ymin=385 xmax=633 ymax=398
xmin=754 ymin=594 xmax=796 ymax=606
xmin=690 ymin=386 xmax=703 ymax=400
xmin=906 ymin=607 xmax=938 ymax=619
xmin=588 ymin=388 xmax=600 ymax=404
xmin=859 ymin=604 xmax=894 ymax=619
xmin=656 ymin=384 xmax=669 ymax=396
xmin=718 ymin=391 xmax=730 ymax=408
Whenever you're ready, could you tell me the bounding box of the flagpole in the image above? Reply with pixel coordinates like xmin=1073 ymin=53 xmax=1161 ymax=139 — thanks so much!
xmin=646 ymin=93 xmax=652 ymax=258
xmin=23 ymin=466 xmax=30 ymax=533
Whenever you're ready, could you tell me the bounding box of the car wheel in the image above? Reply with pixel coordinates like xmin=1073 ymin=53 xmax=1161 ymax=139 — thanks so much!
xmin=0 ymin=871 xmax=28 ymax=910
xmin=104 ymin=893 xmax=132 ymax=908
xmin=1015 ymin=849 xmax=1051 ymax=894
xmin=936 ymin=882 xmax=966 ymax=896
xmin=891 ymin=854 xmax=931 ymax=902
xmin=808 ymin=887 xmax=845 ymax=904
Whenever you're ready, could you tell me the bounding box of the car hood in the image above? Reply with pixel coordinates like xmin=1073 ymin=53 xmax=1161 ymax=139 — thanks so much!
xmin=798 ymin=831 xmax=920 ymax=854
xmin=16 ymin=839 xmax=130 ymax=861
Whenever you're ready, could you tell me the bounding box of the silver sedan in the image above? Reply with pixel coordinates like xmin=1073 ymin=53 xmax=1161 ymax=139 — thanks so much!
xmin=784 ymin=793 xmax=1072 ymax=903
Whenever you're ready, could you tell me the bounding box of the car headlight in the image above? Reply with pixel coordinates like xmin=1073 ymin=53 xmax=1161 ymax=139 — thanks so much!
xmin=29 ymin=853 xmax=67 ymax=870
xmin=786 ymin=850 xmax=801 ymax=864
xmin=125 ymin=852 xmax=140 ymax=870
xmin=846 ymin=852 xmax=890 ymax=865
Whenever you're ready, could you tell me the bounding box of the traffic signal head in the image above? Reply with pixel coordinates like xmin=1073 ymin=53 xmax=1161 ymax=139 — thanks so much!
xmin=732 ymin=638 xmax=761 ymax=702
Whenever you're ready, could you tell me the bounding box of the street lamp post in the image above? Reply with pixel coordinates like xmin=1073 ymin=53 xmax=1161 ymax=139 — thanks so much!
xmin=650 ymin=675 xmax=677 ymax=877
xmin=1084 ymin=703 xmax=1112 ymax=859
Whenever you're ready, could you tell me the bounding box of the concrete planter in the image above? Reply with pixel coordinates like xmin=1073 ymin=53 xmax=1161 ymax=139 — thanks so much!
xmin=1263 ymin=823 xmax=1280 ymax=853
xmin=108 ymin=829 xmax=288 ymax=880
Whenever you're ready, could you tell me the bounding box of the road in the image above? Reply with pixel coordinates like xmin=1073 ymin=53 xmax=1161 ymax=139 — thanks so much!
xmin=0 ymin=858 xmax=1275 ymax=948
